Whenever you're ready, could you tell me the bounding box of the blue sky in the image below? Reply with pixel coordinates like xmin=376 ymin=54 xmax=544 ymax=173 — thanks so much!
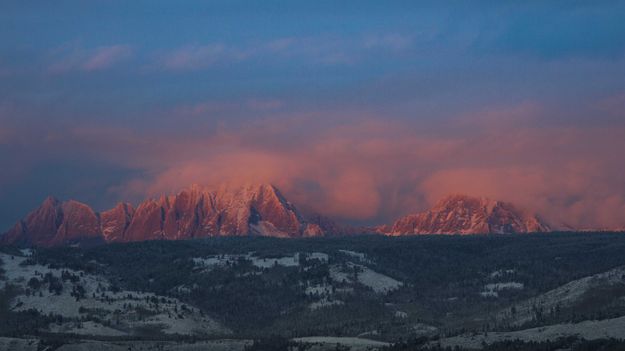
xmin=1 ymin=1 xmax=625 ymax=229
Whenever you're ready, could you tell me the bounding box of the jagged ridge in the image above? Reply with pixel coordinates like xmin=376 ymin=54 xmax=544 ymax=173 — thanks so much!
xmin=385 ymin=194 xmax=550 ymax=235
xmin=1 ymin=189 xmax=553 ymax=247
xmin=1 ymin=184 xmax=324 ymax=247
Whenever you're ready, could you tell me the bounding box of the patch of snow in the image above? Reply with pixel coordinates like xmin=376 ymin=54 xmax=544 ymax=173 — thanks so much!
xmin=481 ymin=282 xmax=523 ymax=298
xmin=498 ymin=265 xmax=625 ymax=325
xmin=0 ymin=253 xmax=228 ymax=337
xmin=480 ymin=291 xmax=499 ymax=298
xmin=330 ymin=262 xmax=403 ymax=294
xmin=250 ymin=221 xmax=289 ymax=238
xmin=338 ymin=250 xmax=372 ymax=263
xmin=306 ymin=252 xmax=329 ymax=262
xmin=394 ymin=311 xmax=408 ymax=318
xmin=0 ymin=337 xmax=38 ymax=351
xmin=490 ymin=269 xmax=515 ymax=278
xmin=413 ymin=323 xmax=439 ymax=336
xmin=193 ymin=252 xmax=328 ymax=270
xmin=249 ymin=254 xmax=299 ymax=268
xmin=486 ymin=282 xmax=524 ymax=291
xmin=357 ymin=330 xmax=380 ymax=338
xmin=47 ymin=321 xmax=127 ymax=337
xmin=309 ymin=298 xmax=344 ymax=310
xmin=293 ymin=336 xmax=390 ymax=348
xmin=438 ymin=315 xmax=625 ymax=349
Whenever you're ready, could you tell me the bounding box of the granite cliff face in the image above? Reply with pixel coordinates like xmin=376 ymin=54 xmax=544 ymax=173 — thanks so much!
xmin=1 ymin=184 xmax=322 ymax=246
xmin=385 ymin=195 xmax=549 ymax=235
xmin=100 ymin=202 xmax=135 ymax=242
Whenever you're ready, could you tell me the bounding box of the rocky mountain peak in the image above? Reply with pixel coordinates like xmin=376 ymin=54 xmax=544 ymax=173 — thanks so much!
xmin=1 ymin=183 xmax=324 ymax=246
xmin=1 ymin=188 xmax=556 ymax=247
xmin=387 ymin=194 xmax=550 ymax=235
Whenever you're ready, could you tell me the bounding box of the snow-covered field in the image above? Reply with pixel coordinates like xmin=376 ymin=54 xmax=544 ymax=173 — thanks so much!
xmin=191 ymin=250 xmax=403 ymax=311
xmin=338 ymin=250 xmax=371 ymax=263
xmin=309 ymin=298 xmax=344 ymax=310
xmin=47 ymin=321 xmax=127 ymax=337
xmin=329 ymin=262 xmax=403 ymax=294
xmin=412 ymin=323 xmax=438 ymax=336
xmin=0 ymin=253 xmax=227 ymax=337
xmin=294 ymin=336 xmax=390 ymax=350
xmin=437 ymin=315 xmax=625 ymax=349
xmin=480 ymin=282 xmax=524 ymax=298
xmin=192 ymin=251 xmax=329 ymax=270
xmin=0 ymin=337 xmax=38 ymax=351
xmin=0 ymin=337 xmax=390 ymax=351
xmin=497 ymin=265 xmax=625 ymax=325
xmin=0 ymin=338 xmax=251 ymax=351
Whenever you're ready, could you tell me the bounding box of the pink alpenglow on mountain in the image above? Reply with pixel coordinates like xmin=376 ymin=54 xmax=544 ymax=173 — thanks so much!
xmin=1 ymin=184 xmax=324 ymax=247
xmin=100 ymin=202 xmax=135 ymax=242
xmin=1 ymin=186 xmax=553 ymax=247
xmin=385 ymin=195 xmax=550 ymax=235
xmin=2 ymin=197 xmax=103 ymax=247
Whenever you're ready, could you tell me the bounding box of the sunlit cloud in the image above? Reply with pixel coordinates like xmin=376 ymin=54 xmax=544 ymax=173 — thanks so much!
xmin=2 ymin=2 xmax=625 ymax=231
xmin=153 ymin=32 xmax=417 ymax=71
xmin=48 ymin=44 xmax=133 ymax=73
xmin=2 ymin=90 xmax=625 ymax=229
xmin=81 ymin=46 xmax=134 ymax=71
xmin=363 ymin=34 xmax=413 ymax=51
xmin=6 ymin=100 xmax=612 ymax=228
xmin=156 ymin=44 xmax=249 ymax=70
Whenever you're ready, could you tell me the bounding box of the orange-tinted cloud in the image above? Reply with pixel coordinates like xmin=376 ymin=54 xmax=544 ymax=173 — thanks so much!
xmin=4 ymin=101 xmax=625 ymax=228
xmin=85 ymin=104 xmax=623 ymax=229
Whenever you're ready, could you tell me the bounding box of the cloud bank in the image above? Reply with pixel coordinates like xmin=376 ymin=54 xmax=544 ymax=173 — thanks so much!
xmin=4 ymin=100 xmax=623 ymax=230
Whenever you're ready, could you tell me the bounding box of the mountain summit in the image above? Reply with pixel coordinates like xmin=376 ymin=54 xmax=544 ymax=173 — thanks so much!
xmin=385 ymin=194 xmax=550 ymax=235
xmin=1 ymin=188 xmax=552 ymax=247
xmin=1 ymin=183 xmax=323 ymax=247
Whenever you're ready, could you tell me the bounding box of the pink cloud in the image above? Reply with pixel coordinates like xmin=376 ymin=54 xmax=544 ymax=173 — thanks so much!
xmin=81 ymin=45 xmax=133 ymax=71
xmin=157 ymin=44 xmax=249 ymax=70
xmin=6 ymin=100 xmax=625 ymax=228
xmin=153 ymin=34 xmax=417 ymax=72
xmin=112 ymin=110 xmax=625 ymax=227
xmin=48 ymin=44 xmax=133 ymax=73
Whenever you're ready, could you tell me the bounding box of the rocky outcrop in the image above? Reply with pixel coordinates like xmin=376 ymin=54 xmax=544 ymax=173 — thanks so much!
xmin=100 ymin=202 xmax=135 ymax=242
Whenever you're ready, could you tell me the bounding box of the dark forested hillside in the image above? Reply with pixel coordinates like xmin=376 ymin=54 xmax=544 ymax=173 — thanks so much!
xmin=2 ymin=233 xmax=625 ymax=349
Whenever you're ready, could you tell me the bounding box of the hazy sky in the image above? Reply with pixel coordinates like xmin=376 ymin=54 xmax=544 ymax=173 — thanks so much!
xmin=1 ymin=1 xmax=625 ymax=230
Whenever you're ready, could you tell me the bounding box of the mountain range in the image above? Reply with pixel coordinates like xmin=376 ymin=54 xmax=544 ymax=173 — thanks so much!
xmin=1 ymin=183 xmax=550 ymax=247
